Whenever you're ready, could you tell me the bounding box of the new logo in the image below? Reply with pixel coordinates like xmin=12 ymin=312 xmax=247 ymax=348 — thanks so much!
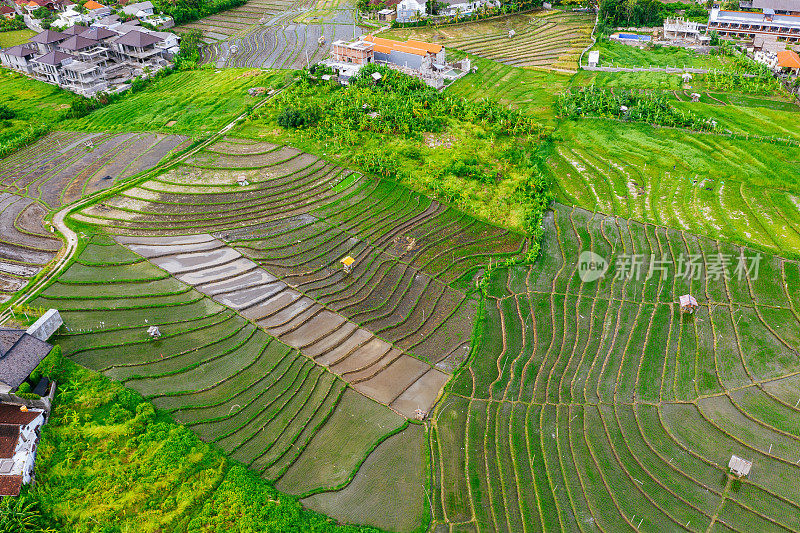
xmin=578 ymin=251 xmax=608 ymax=283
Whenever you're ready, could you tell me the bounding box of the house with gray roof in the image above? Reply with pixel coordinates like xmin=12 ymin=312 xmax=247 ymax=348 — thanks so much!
xmin=0 ymin=23 xmax=176 ymax=96
xmin=0 ymin=45 xmax=37 ymax=73
xmin=0 ymin=329 xmax=52 ymax=394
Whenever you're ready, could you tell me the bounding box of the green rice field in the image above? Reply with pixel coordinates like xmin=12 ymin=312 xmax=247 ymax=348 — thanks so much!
xmin=547 ymin=120 xmax=800 ymax=258
xmin=432 ymin=202 xmax=800 ymax=532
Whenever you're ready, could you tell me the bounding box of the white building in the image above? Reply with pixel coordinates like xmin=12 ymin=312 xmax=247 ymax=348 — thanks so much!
xmin=708 ymin=7 xmax=800 ymax=44
xmin=396 ymin=0 xmax=426 ymax=23
xmin=441 ymin=0 xmax=498 ymax=17
xmin=122 ymin=0 xmax=154 ymax=17
xmin=728 ymin=455 xmax=753 ymax=477
xmin=0 ymin=403 xmax=46 ymax=496
xmin=0 ymin=25 xmax=177 ymax=96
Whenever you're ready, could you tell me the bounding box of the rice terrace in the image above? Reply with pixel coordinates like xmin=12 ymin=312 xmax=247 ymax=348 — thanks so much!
xmin=1 ymin=0 xmax=800 ymax=530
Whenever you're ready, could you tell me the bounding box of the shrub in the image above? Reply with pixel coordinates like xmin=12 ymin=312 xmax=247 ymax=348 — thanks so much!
xmin=0 ymin=104 xmax=15 ymax=120
xmin=276 ymin=106 xmax=319 ymax=128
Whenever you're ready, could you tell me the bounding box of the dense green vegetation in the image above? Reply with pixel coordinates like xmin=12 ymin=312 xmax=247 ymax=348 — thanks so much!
xmin=555 ymin=85 xmax=716 ymax=130
xmin=153 ymin=0 xmax=246 ymax=25
xmin=599 ymin=0 xmax=706 ymax=27
xmin=245 ymin=64 xmax=551 ymax=241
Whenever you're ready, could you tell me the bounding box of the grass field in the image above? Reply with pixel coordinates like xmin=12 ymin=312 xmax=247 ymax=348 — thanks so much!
xmin=0 ymin=29 xmax=36 ymax=48
xmin=0 ymin=69 xmax=73 ymax=147
xmin=383 ymin=9 xmax=594 ymax=70
xmin=590 ymin=39 xmax=732 ymax=70
xmin=546 ymin=120 xmax=800 ymax=258
xmin=432 ymin=202 xmax=800 ymax=532
xmin=63 ymin=69 xmax=287 ymax=136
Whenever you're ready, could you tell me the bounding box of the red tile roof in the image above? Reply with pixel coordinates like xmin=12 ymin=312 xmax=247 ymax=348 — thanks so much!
xmin=0 ymin=424 xmax=20 ymax=459
xmin=363 ymin=35 xmax=442 ymax=57
xmin=0 ymin=404 xmax=40 ymax=426
xmin=777 ymin=50 xmax=800 ymax=68
xmin=0 ymin=475 xmax=23 ymax=496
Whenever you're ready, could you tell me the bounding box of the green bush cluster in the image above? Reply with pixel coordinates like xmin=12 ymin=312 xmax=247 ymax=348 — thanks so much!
xmin=277 ymin=105 xmax=321 ymax=128
xmin=152 ymin=0 xmax=246 ymax=25
xmin=267 ymin=63 xmax=545 ymax=144
xmin=599 ymin=0 xmax=705 ymax=27
xmin=0 ymin=17 xmax=27 ymax=32
xmin=555 ymin=85 xmax=717 ymax=130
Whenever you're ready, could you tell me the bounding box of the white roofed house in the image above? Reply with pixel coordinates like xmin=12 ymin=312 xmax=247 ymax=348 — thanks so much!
xmin=122 ymin=1 xmax=174 ymax=28
xmin=708 ymin=6 xmax=800 ymax=44
xmin=728 ymin=455 xmax=753 ymax=477
xmin=122 ymin=0 xmax=154 ymax=17
xmin=396 ymin=0 xmax=426 ymax=23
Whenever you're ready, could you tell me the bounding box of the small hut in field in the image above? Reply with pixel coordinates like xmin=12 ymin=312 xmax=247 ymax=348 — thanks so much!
xmin=679 ymin=294 xmax=699 ymax=314
xmin=340 ymin=256 xmax=355 ymax=274
xmin=728 ymin=455 xmax=752 ymax=477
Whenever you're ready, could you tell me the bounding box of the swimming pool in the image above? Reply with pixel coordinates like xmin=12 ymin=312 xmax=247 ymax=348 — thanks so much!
xmin=614 ymin=33 xmax=652 ymax=41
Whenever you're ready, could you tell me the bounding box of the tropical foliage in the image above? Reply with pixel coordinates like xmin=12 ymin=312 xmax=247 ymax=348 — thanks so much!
xmin=248 ymin=64 xmax=551 ymax=238
xmin=555 ymin=85 xmax=718 ymax=130
xmin=600 ymin=0 xmax=668 ymax=27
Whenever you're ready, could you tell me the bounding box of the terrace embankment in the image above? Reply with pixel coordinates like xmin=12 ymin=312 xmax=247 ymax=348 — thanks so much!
xmin=72 ymin=137 xmax=529 ymax=415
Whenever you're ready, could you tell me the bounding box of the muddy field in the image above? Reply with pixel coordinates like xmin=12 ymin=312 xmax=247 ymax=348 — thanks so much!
xmin=0 ymin=131 xmax=190 ymax=302
xmin=117 ymin=233 xmax=448 ymax=417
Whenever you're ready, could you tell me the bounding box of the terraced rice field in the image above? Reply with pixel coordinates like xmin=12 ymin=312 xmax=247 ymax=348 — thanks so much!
xmin=34 ymin=236 xmax=413 ymax=504
xmin=62 ymin=135 xmax=530 ymax=451
xmin=548 ymin=121 xmax=800 ymax=259
xmin=0 ymin=131 xmax=189 ymax=303
xmin=114 ymin=233 xmax=450 ymax=417
xmin=431 ymin=202 xmax=800 ymax=532
xmin=180 ymin=0 xmax=359 ymax=68
xmin=385 ymin=10 xmax=594 ymax=70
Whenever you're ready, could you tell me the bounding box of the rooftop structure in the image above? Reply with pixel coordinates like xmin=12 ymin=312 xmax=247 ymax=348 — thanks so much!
xmin=324 ymin=35 xmax=468 ymax=89
xmin=777 ymin=49 xmax=800 ymax=73
xmin=740 ymin=0 xmax=800 ymax=15
xmin=679 ymin=294 xmax=699 ymax=313
xmin=122 ymin=0 xmax=154 ymax=16
xmin=728 ymin=455 xmax=753 ymax=477
xmin=708 ymin=7 xmax=800 ymax=43
xmin=587 ymin=50 xmax=599 ymax=67
xmin=62 ymin=24 xmax=89 ymax=35
xmin=26 ymin=309 xmax=63 ymax=342
xmin=0 ymin=329 xmax=52 ymax=393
